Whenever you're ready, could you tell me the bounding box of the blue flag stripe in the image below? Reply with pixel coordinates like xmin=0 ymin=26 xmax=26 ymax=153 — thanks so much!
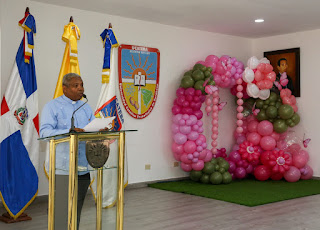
xmin=15 ymin=40 xmax=37 ymax=98
xmin=0 ymin=131 xmax=38 ymax=216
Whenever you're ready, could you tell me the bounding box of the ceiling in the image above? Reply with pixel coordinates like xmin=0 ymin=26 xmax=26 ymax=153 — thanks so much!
xmin=32 ymin=0 xmax=320 ymax=38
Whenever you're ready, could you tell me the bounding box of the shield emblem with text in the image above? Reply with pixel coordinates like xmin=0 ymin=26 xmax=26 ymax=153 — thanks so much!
xmin=118 ymin=44 xmax=160 ymax=119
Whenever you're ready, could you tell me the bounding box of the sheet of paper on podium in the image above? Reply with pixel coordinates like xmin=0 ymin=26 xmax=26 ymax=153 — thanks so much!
xmin=84 ymin=117 xmax=115 ymax=132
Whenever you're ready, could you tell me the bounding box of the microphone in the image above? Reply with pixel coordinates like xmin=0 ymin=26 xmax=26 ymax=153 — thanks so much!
xmin=70 ymin=94 xmax=88 ymax=133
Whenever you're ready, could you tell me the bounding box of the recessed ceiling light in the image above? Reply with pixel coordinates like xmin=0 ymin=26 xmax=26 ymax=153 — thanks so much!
xmin=255 ymin=19 xmax=264 ymax=23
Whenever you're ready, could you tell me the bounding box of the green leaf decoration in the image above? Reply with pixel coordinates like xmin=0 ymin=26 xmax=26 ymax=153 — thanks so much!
xmin=141 ymin=89 xmax=153 ymax=107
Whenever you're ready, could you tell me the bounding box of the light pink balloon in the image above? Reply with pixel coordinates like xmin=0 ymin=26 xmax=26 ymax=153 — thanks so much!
xmin=179 ymin=125 xmax=191 ymax=135
xmin=188 ymin=131 xmax=199 ymax=141
xmin=174 ymin=133 xmax=187 ymax=145
xmin=247 ymin=132 xmax=261 ymax=146
xmin=260 ymin=136 xmax=276 ymax=151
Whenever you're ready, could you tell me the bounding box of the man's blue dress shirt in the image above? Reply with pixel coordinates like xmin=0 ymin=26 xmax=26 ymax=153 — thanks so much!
xmin=40 ymin=95 xmax=94 ymax=175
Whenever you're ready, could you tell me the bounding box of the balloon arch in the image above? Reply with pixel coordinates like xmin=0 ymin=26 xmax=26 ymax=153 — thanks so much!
xmin=171 ymin=55 xmax=311 ymax=185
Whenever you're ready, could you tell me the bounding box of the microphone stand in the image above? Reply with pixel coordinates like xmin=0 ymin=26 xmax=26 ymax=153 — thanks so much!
xmin=70 ymin=94 xmax=88 ymax=133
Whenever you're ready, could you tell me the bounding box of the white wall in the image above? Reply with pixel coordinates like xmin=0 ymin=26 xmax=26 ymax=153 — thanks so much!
xmin=1 ymin=0 xmax=252 ymax=196
xmin=252 ymin=30 xmax=320 ymax=176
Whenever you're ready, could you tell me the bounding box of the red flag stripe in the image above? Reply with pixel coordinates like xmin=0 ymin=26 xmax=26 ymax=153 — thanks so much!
xmin=1 ymin=97 xmax=10 ymax=115
xmin=33 ymin=114 xmax=39 ymax=135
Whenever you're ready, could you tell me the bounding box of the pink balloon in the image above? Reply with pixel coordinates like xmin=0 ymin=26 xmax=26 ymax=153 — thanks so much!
xmin=179 ymin=125 xmax=191 ymax=135
xmin=173 ymin=152 xmax=181 ymax=161
xmin=264 ymin=64 xmax=273 ymax=73
xmin=192 ymin=160 xmax=204 ymax=171
xmin=171 ymin=124 xmax=180 ymax=134
xmin=204 ymin=150 xmax=213 ymax=162
xmin=236 ymin=136 xmax=246 ymax=144
xmin=193 ymin=110 xmax=203 ymax=120
xmin=198 ymin=134 xmax=206 ymax=143
xmin=260 ymin=136 xmax=276 ymax=151
xmin=180 ymin=162 xmax=192 ymax=172
xmin=254 ymin=70 xmax=264 ymax=81
xmin=235 ymin=167 xmax=246 ymax=179
xmin=205 ymin=55 xmax=219 ymax=64
xmin=176 ymin=88 xmax=185 ymax=97
xmin=228 ymin=161 xmax=236 ymax=173
xmin=300 ymin=165 xmax=313 ymax=180
xmin=298 ymin=150 xmax=309 ymax=161
xmin=270 ymin=132 xmax=280 ymax=141
xmin=196 ymin=61 xmax=206 ymax=66
xmin=248 ymin=120 xmax=259 ymax=133
xmin=184 ymin=141 xmax=197 ymax=154
xmin=171 ymin=142 xmax=184 ymax=154
xmin=174 ymin=133 xmax=187 ymax=145
xmin=229 ymin=151 xmax=241 ymax=162
xmin=257 ymin=120 xmax=273 ymax=136
xmin=247 ymin=132 xmax=261 ymax=146
xmin=265 ymin=72 xmax=276 ymax=82
xmin=264 ymin=80 xmax=273 ymax=89
xmin=257 ymin=63 xmax=266 ymax=72
xmin=219 ymin=56 xmax=229 ymax=64
xmin=171 ymin=105 xmax=181 ymax=115
xmin=292 ymin=154 xmax=308 ymax=169
xmin=188 ymin=131 xmax=199 ymax=141
xmin=216 ymin=63 xmax=226 ymax=75
xmin=284 ymin=166 xmax=301 ymax=182
xmin=180 ymin=154 xmax=192 ymax=164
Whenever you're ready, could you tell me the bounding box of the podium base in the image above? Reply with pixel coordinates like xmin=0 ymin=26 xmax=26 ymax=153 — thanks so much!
xmin=0 ymin=212 xmax=32 ymax=223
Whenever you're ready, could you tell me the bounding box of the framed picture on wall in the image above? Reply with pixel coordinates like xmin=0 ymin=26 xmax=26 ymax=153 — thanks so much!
xmin=264 ymin=48 xmax=300 ymax=97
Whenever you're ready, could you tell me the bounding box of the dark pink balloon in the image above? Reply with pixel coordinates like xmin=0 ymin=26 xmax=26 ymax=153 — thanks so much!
xmin=176 ymin=88 xmax=185 ymax=97
xmin=235 ymin=167 xmax=246 ymax=179
xmin=229 ymin=151 xmax=241 ymax=162
xmin=171 ymin=105 xmax=181 ymax=115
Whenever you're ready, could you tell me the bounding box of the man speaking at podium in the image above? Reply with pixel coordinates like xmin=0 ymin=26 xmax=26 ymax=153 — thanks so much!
xmin=40 ymin=73 xmax=94 ymax=229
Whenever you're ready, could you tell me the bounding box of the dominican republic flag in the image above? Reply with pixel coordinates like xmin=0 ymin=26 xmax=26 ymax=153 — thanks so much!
xmin=0 ymin=13 xmax=39 ymax=219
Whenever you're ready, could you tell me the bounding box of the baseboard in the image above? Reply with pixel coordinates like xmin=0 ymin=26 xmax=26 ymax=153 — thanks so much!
xmin=126 ymin=177 xmax=189 ymax=189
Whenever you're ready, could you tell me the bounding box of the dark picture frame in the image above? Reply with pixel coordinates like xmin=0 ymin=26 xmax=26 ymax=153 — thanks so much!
xmin=264 ymin=48 xmax=300 ymax=97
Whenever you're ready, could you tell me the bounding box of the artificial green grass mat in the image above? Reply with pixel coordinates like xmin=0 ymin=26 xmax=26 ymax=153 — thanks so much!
xmin=148 ymin=179 xmax=320 ymax=207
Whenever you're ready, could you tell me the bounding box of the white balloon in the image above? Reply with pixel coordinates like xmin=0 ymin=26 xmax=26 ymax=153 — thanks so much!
xmin=259 ymin=89 xmax=270 ymax=100
xmin=247 ymin=56 xmax=260 ymax=69
xmin=259 ymin=57 xmax=270 ymax=64
xmin=243 ymin=67 xmax=254 ymax=83
xmin=246 ymin=83 xmax=260 ymax=98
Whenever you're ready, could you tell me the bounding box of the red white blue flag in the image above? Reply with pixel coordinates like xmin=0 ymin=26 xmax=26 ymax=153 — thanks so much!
xmin=0 ymin=12 xmax=39 ymax=219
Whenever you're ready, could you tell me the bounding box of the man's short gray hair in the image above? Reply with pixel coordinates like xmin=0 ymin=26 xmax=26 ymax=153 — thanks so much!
xmin=62 ymin=73 xmax=81 ymax=86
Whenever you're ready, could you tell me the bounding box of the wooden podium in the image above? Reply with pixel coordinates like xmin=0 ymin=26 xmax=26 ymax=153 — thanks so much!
xmin=39 ymin=130 xmax=136 ymax=230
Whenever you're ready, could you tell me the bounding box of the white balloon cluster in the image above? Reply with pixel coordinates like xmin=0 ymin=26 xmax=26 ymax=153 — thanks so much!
xmin=243 ymin=56 xmax=272 ymax=100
